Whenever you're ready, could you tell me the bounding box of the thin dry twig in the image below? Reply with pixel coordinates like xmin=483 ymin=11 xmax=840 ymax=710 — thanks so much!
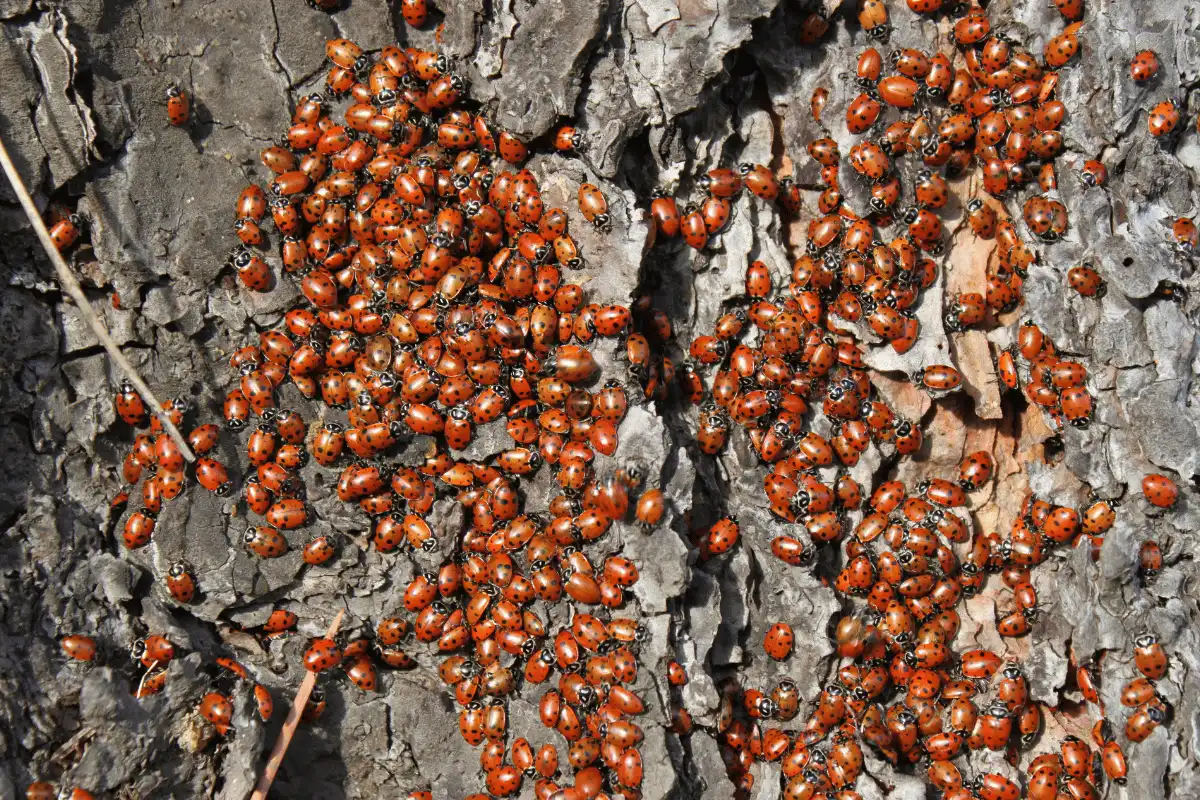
xmin=250 ymin=609 xmax=345 ymax=800
xmin=0 ymin=133 xmax=196 ymax=463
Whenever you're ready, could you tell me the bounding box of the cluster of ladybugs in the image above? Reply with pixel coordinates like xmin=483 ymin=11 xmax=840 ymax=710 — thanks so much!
xmin=78 ymin=25 xmax=675 ymax=799
xmin=32 ymin=0 xmax=1192 ymax=797
xmin=650 ymin=1 xmax=1181 ymax=799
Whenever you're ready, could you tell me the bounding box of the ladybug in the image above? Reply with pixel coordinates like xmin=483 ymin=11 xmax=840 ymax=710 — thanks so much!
xmin=680 ymin=204 xmax=708 ymax=249
xmin=1081 ymin=159 xmax=1108 ymax=187
xmin=166 ymin=85 xmax=191 ymax=126
xmin=1131 ymin=50 xmax=1160 ymax=82
xmin=635 ymin=488 xmax=665 ymax=531
xmin=230 ymin=247 xmax=272 ymax=292
xmin=1102 ymin=739 xmax=1128 ymax=785
xmin=1043 ymin=28 xmax=1080 ymax=68
xmin=263 ymin=609 xmax=298 ymax=635
xmin=198 ymin=691 xmax=233 ymax=735
xmin=914 ymin=364 xmax=962 ymax=395
xmin=700 ymin=168 xmax=742 ymax=198
xmin=1133 ymin=633 xmax=1169 ymax=679
xmin=165 ymin=562 xmax=196 ymax=603
xmin=808 ymin=137 xmax=840 ymax=167
xmin=345 ymin=655 xmax=378 ymax=691
xmin=187 ymin=423 xmax=220 ymax=455
xmin=857 ymin=0 xmax=890 ymax=41
xmin=905 ymin=206 xmax=942 ymax=241
xmin=122 ymin=510 xmax=157 ymax=549
xmin=649 ymin=192 xmax=681 ymax=239
xmin=1082 ymin=499 xmax=1116 ymax=534
xmin=485 ymin=765 xmax=522 ymax=796
xmin=849 ymin=141 xmax=890 ymax=182
xmin=699 ymin=195 xmax=731 ymax=234
xmin=797 ymin=10 xmax=829 ymax=44
xmin=740 ymin=163 xmax=778 ymax=200
xmin=61 ymin=634 xmax=98 ymax=662
xmin=237 ymin=184 xmax=267 ymax=221
xmin=1141 ymin=473 xmax=1179 ymax=508
xmin=252 ymin=683 xmax=274 ymax=721
xmin=195 ymin=457 xmax=231 ymax=495
xmin=743 ymin=260 xmax=774 ymax=299
xmin=244 ymin=525 xmax=289 ymax=558
xmin=312 ymin=422 xmax=346 ymax=466
xmin=959 ymin=450 xmax=994 ymax=490
xmin=914 ymin=170 xmax=948 ymax=209
xmin=1139 ymin=539 xmax=1164 ymax=582
xmin=266 ymin=497 xmax=309 ymax=529
xmin=400 ymin=0 xmax=427 ymax=26
xmin=846 ymin=92 xmax=882 ymax=134
xmin=300 ymin=686 xmax=327 ymax=723
xmin=1126 ymin=704 xmax=1165 ymax=742
xmin=578 ymin=183 xmax=610 ymax=229
xmin=963 ymin=200 xmax=999 ymax=241
xmin=496 ymin=130 xmax=527 ymax=164
xmin=877 ymin=75 xmax=919 ymax=108
xmin=705 ymin=516 xmax=740 ymax=555
xmin=1052 ymin=0 xmax=1084 ymax=19
xmin=1173 ymin=216 xmax=1198 ymax=252
xmin=114 ymin=381 xmax=148 ymax=426
xmin=132 ymin=634 xmax=175 ymax=667
xmin=1121 ymin=676 xmax=1159 ymax=708
xmin=303 ymin=535 xmax=338 ymax=565
xmin=304 ymin=637 xmax=343 ymax=672
xmin=762 ymin=622 xmax=794 ymax=660
xmin=1148 ymin=100 xmax=1180 ymax=137
xmin=811 ymin=86 xmax=829 ymax=122
xmin=1070 ymin=262 xmax=1104 ymax=297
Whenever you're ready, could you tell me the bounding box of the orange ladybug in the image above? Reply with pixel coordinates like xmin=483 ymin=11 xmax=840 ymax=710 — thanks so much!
xmin=166 ymin=85 xmax=191 ymax=126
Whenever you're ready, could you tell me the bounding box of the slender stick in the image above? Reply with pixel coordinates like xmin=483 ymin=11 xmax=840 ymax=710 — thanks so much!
xmin=250 ymin=609 xmax=344 ymax=800
xmin=0 ymin=133 xmax=196 ymax=462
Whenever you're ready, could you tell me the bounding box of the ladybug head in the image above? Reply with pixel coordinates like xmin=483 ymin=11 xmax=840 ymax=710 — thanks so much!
xmin=1134 ymin=632 xmax=1158 ymax=648
xmin=987 ymin=702 xmax=1011 ymax=719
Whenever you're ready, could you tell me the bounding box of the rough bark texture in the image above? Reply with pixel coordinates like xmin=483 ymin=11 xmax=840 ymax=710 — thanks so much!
xmin=0 ymin=0 xmax=1198 ymax=798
